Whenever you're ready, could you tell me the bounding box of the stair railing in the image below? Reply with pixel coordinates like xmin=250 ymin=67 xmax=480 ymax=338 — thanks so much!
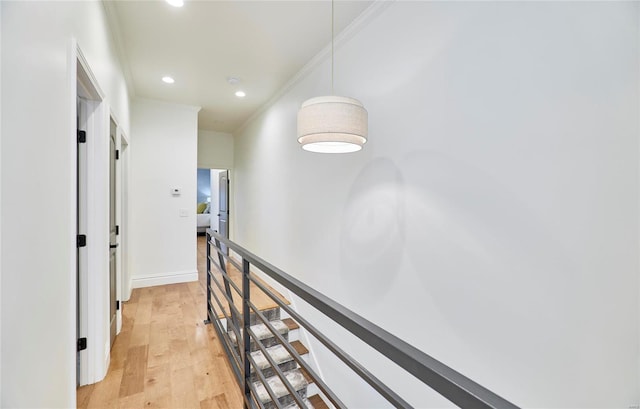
xmin=204 ymin=229 xmax=519 ymax=409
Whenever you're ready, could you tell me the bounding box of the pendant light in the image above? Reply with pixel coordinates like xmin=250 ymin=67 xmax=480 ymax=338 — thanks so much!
xmin=297 ymin=0 xmax=368 ymax=153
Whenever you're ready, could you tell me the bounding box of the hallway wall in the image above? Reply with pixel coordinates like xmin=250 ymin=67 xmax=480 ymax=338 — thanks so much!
xmin=130 ymin=99 xmax=200 ymax=288
xmin=198 ymin=129 xmax=234 ymax=170
xmin=0 ymin=2 xmax=131 ymax=407
xmin=232 ymin=2 xmax=640 ymax=407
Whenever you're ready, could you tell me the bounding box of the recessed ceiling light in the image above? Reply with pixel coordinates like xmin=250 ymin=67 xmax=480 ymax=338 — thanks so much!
xmin=162 ymin=76 xmax=175 ymax=84
xmin=235 ymin=91 xmax=246 ymax=98
xmin=166 ymin=0 xmax=184 ymax=7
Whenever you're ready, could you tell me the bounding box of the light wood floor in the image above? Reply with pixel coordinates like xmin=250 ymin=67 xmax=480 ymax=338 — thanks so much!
xmin=77 ymin=236 xmax=244 ymax=408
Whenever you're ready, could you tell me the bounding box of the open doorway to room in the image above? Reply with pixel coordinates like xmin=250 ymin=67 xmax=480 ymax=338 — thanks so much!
xmin=196 ymin=168 xmax=229 ymax=237
xmin=196 ymin=168 xmax=229 ymax=291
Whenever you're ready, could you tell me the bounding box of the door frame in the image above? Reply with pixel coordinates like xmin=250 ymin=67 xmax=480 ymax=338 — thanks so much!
xmin=108 ymin=117 xmax=118 ymax=349
xmin=119 ymin=130 xmax=131 ymax=308
xmin=72 ymin=40 xmax=112 ymax=387
xmin=110 ymin=112 xmax=128 ymax=333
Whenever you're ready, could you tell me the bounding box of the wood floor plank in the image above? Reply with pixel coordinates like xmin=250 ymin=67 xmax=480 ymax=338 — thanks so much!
xmin=109 ymin=330 xmax=132 ymax=372
xmin=87 ymin=368 xmax=123 ymax=409
xmin=169 ymin=338 xmax=191 ymax=371
xmin=144 ymin=363 xmax=171 ymax=409
xmin=213 ymin=393 xmax=233 ymax=409
xmin=128 ymin=323 xmax=150 ymax=348
xmin=147 ymin=341 xmax=170 ymax=368
xmin=77 ymin=236 xmax=255 ymax=409
xmin=76 ymin=384 xmax=94 ymax=409
xmin=170 ymin=366 xmax=199 ymax=408
xmin=119 ymin=345 xmax=148 ymax=398
xmin=118 ymin=391 xmax=145 ymax=409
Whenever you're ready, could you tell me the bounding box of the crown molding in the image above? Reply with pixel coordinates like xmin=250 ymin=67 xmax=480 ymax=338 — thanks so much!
xmin=102 ymin=0 xmax=136 ymax=99
xmin=233 ymin=0 xmax=394 ymax=135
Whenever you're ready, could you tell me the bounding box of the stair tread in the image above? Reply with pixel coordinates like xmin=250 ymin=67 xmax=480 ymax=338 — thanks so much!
xmin=253 ymin=368 xmax=308 ymax=403
xmin=282 ymin=318 xmax=299 ymax=331
xmin=282 ymin=398 xmax=314 ymax=409
xmin=228 ymin=319 xmax=289 ymax=344
xmin=290 ymin=340 xmax=308 ymax=356
xmin=308 ymin=395 xmax=329 ymax=409
xmin=250 ymin=340 xmax=309 ymax=373
xmin=299 ymin=366 xmax=314 ymax=384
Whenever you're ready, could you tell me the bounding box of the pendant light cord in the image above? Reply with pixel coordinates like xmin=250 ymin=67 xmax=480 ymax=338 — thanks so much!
xmin=331 ymin=0 xmax=334 ymax=95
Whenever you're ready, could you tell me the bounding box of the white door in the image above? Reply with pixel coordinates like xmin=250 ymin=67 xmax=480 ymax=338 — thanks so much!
xmin=109 ymin=118 xmax=118 ymax=349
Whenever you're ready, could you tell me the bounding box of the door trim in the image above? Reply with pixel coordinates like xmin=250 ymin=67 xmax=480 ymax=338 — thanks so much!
xmin=72 ymin=40 xmax=111 ymax=387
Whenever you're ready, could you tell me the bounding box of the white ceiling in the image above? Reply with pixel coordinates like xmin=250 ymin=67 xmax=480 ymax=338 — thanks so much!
xmin=108 ymin=1 xmax=373 ymax=133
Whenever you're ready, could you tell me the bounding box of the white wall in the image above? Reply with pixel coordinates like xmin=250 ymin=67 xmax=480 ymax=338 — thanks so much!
xmin=130 ymin=99 xmax=200 ymax=288
xmin=1 ymin=1 xmax=131 ymax=407
xmin=233 ymin=2 xmax=639 ymax=407
xmin=198 ymin=129 xmax=234 ymax=169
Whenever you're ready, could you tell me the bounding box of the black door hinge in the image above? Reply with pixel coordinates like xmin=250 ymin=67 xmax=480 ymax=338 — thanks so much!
xmin=77 ymin=337 xmax=87 ymax=351
xmin=115 ymin=150 xmax=120 ymax=160
xmin=77 ymin=234 xmax=87 ymax=248
xmin=116 ymin=300 xmax=120 ymax=311
xmin=115 ymin=225 xmax=120 ymax=235
xmin=77 ymin=130 xmax=86 ymax=144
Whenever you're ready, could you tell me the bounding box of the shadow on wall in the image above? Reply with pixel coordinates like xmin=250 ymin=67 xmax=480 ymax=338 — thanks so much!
xmin=340 ymin=150 xmax=581 ymax=340
xmin=340 ymin=157 xmax=405 ymax=305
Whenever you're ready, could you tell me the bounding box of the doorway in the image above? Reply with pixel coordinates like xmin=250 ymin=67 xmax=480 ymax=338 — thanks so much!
xmin=109 ymin=118 xmax=118 ymax=349
xmin=74 ymin=43 xmax=122 ymax=387
xmin=76 ymin=53 xmax=106 ymax=387
xmin=196 ymin=168 xmax=229 ymax=292
xmin=217 ymin=170 xmax=229 ymax=254
xmin=76 ymin=96 xmax=89 ymax=387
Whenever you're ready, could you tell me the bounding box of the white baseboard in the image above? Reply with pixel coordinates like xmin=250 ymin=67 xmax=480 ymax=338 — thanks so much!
xmin=131 ymin=270 xmax=198 ymax=288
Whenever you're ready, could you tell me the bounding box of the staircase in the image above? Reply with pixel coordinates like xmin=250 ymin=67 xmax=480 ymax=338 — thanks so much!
xmin=227 ymin=307 xmax=329 ymax=409
xmin=207 ymin=230 xmax=520 ymax=409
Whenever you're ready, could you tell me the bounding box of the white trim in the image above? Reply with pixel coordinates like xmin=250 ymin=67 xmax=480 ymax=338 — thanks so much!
xmin=76 ymin=44 xmax=106 ymax=101
xmin=0 ymin=19 xmax=2 ymax=409
xmin=69 ymin=39 xmax=82 ymax=395
xmin=637 ymin=2 xmax=640 ymax=401
xmin=135 ymin=97 xmax=201 ymax=113
xmin=111 ymin=112 xmax=123 ymax=335
xmin=233 ymin=0 xmax=394 ymax=135
xmin=73 ymin=40 xmax=111 ymax=387
xmin=120 ymin=127 xmax=130 ymax=146
xmin=119 ymin=135 xmax=132 ymax=302
xmin=131 ymin=271 xmax=198 ymax=289
xmin=102 ymin=1 xmax=135 ymax=98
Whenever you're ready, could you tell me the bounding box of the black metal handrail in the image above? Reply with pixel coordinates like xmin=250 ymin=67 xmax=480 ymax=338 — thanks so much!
xmin=204 ymin=228 xmax=519 ymax=409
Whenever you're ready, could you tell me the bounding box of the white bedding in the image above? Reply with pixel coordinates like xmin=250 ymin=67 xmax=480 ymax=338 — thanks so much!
xmin=197 ymin=213 xmax=210 ymax=231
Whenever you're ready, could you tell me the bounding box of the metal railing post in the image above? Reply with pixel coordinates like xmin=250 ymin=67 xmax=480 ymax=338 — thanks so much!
xmin=242 ymin=258 xmax=252 ymax=409
xmin=204 ymin=230 xmax=212 ymax=324
xmin=206 ymin=229 xmax=519 ymax=409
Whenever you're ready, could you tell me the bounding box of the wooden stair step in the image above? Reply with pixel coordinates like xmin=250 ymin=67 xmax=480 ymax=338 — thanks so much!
xmin=299 ymin=366 xmax=314 ymax=384
xmin=308 ymin=394 xmax=330 ymax=409
xmin=282 ymin=318 xmax=299 ymax=331
xmin=280 ymin=394 xmax=328 ymax=409
xmin=290 ymin=340 xmax=308 ymax=356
